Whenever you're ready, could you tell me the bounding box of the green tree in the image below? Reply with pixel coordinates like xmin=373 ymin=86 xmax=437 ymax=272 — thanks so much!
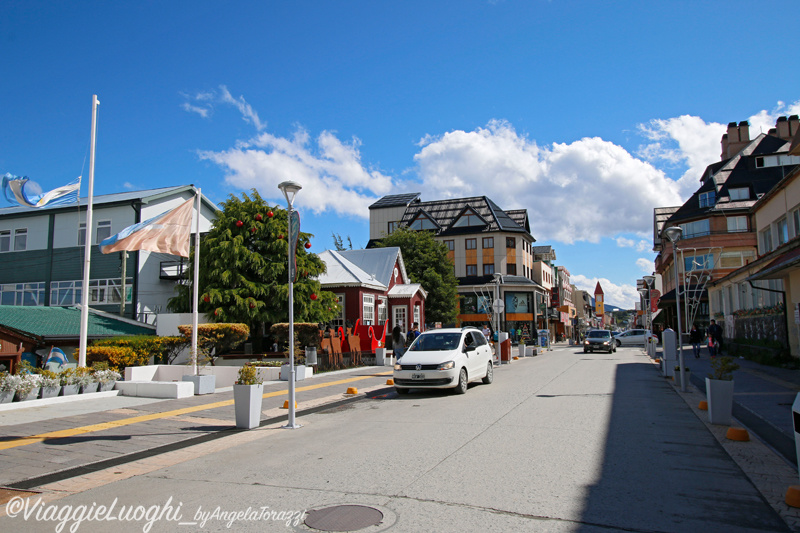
xmin=377 ymin=227 xmax=459 ymax=325
xmin=167 ymin=189 xmax=339 ymax=349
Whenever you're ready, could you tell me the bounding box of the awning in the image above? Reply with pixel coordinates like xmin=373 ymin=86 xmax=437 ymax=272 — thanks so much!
xmin=656 ymin=285 xmax=707 ymax=304
xmin=650 ymin=309 xmax=663 ymax=322
xmin=747 ymin=247 xmax=800 ymax=281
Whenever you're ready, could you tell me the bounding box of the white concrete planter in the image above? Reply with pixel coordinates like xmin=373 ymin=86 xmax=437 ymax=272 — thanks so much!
xmin=80 ymin=382 xmax=99 ymax=394
xmin=98 ymin=381 xmax=117 ymax=392
xmin=280 ymin=364 xmax=309 ymax=381
xmin=40 ymin=386 xmax=60 ymax=399
xmin=0 ymin=390 xmax=14 ymax=403
xmin=182 ymin=374 xmax=216 ymax=395
xmin=16 ymin=388 xmax=41 ymax=401
xmin=706 ymin=378 xmax=734 ymax=426
xmin=60 ymin=384 xmax=80 ymax=396
xmin=233 ymin=383 xmax=264 ymax=429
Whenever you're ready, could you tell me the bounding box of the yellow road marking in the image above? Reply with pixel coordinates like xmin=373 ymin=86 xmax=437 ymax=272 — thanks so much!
xmin=0 ymin=371 xmax=392 ymax=451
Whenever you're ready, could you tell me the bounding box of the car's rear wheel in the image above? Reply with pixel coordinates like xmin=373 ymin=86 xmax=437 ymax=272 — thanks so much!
xmin=482 ymin=362 xmax=493 ymax=384
xmin=395 ymin=387 xmax=409 ymax=395
xmin=454 ymin=368 xmax=468 ymax=394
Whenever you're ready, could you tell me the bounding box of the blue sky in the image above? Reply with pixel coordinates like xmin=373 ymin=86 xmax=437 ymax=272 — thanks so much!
xmin=2 ymin=1 xmax=799 ymax=308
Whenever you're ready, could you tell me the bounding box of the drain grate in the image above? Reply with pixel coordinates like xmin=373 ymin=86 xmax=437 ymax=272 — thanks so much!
xmin=304 ymin=504 xmax=383 ymax=532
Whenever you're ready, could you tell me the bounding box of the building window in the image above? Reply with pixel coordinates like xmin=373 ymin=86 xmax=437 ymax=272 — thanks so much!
xmin=444 ymin=240 xmax=454 ymax=251
xmin=50 ymin=278 xmax=133 ymax=306
xmin=78 ymin=222 xmax=86 ymax=246
xmin=777 ymin=218 xmax=789 ymax=246
xmin=482 ymin=237 xmax=493 ymax=249
xmin=507 ymin=263 xmax=517 ymax=275
xmin=0 ymin=282 xmax=45 ymax=306
xmin=408 ymin=214 xmax=437 ymax=230
xmin=332 ymin=294 xmax=345 ymax=328
xmin=760 ymin=226 xmax=774 ymax=253
xmin=387 ymin=221 xmax=397 ymax=235
xmin=684 ymin=254 xmax=714 ymax=272
xmin=793 ymin=208 xmax=800 ymax=238
xmin=465 ymin=238 xmax=477 ymax=250
xmin=483 ymin=263 xmax=495 ymax=276
xmin=96 ymin=220 xmax=112 ymax=244
xmin=453 ymin=210 xmax=484 ymax=227
xmin=680 ymin=219 xmax=710 ymax=239
xmin=727 ymin=216 xmax=747 ymax=233
xmin=699 ymin=191 xmax=715 ymax=208
xmin=378 ymin=297 xmax=388 ymax=323
xmin=413 ymin=305 xmax=421 ymax=328
xmin=362 ymin=294 xmax=375 ymax=325
xmin=0 ymin=230 xmax=9 ymax=252
xmin=729 ymin=188 xmax=749 ymax=201
xmin=506 ymin=237 xmax=516 ymax=249
xmin=719 ymin=251 xmax=755 ymax=268
xmin=14 ymin=228 xmax=27 ymax=251
xmin=466 ymin=264 xmax=477 ymax=276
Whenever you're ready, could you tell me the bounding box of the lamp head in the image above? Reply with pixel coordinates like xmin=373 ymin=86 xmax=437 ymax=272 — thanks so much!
xmin=664 ymin=226 xmax=683 ymax=243
xmin=638 ymin=288 xmax=648 ymax=297
xmin=278 ymin=181 xmax=302 ymax=205
xmin=643 ymin=275 xmax=655 ymax=287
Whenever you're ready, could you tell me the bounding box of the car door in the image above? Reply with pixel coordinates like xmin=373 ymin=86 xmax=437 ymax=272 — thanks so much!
xmin=461 ymin=332 xmax=476 ymax=378
xmin=631 ymin=330 xmax=645 ymax=344
xmin=471 ymin=331 xmax=491 ymax=376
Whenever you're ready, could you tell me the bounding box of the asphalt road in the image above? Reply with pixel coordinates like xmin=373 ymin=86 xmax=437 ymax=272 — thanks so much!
xmin=0 ymin=344 xmax=790 ymax=532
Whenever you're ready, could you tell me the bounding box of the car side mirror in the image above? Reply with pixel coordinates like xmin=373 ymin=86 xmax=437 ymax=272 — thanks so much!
xmin=464 ymin=345 xmax=476 ymax=353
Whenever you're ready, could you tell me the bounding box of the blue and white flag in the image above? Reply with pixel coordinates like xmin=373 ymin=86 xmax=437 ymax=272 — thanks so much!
xmin=2 ymin=173 xmax=81 ymax=208
xmin=45 ymin=347 xmax=69 ymax=367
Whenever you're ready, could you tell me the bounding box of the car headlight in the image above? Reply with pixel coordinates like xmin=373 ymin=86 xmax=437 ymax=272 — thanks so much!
xmin=437 ymin=361 xmax=455 ymax=370
xmin=393 ymin=363 xmax=402 ymax=371
xmin=584 ymin=340 xmax=589 ymax=345
xmin=603 ymin=341 xmax=609 ymax=345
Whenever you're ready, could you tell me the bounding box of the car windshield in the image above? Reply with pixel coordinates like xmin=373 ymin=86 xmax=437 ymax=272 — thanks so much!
xmin=587 ymin=330 xmax=610 ymax=338
xmin=408 ymin=333 xmax=462 ymax=351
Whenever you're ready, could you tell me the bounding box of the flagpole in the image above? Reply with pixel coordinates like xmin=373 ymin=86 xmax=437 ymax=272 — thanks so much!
xmin=191 ymin=188 xmax=201 ymax=375
xmin=78 ymin=95 xmax=99 ymax=368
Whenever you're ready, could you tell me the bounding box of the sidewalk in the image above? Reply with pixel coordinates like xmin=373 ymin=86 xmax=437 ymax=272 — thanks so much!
xmin=0 ymin=366 xmax=394 ymax=489
xmin=657 ymin=343 xmax=800 ymax=467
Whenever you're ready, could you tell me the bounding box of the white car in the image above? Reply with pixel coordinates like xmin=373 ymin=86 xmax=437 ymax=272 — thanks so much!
xmin=613 ymin=329 xmax=653 ymax=347
xmin=393 ymin=327 xmax=494 ymax=394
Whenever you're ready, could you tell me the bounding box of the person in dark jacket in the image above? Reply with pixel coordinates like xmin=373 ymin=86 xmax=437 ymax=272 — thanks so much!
xmin=707 ymin=319 xmax=723 ymax=353
xmin=392 ymin=325 xmax=406 ymax=360
xmin=689 ymin=324 xmax=703 ymax=358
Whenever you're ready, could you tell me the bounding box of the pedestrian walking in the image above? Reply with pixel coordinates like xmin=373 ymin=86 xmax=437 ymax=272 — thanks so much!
xmin=689 ymin=324 xmax=703 ymax=359
xmin=406 ymin=322 xmax=421 ymax=346
xmin=392 ymin=325 xmax=406 ymax=360
xmin=707 ymin=319 xmax=723 ymax=354
xmin=707 ymin=331 xmax=718 ymax=358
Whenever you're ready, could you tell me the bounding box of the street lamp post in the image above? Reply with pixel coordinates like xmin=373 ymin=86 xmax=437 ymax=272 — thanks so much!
xmin=279 ymin=180 xmax=302 ymax=429
xmin=665 ymin=226 xmax=686 ymax=392
xmin=643 ymin=275 xmax=655 ymax=357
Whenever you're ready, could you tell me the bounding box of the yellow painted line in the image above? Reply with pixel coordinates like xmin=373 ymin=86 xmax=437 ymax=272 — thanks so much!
xmin=0 ymin=371 xmax=392 ymax=451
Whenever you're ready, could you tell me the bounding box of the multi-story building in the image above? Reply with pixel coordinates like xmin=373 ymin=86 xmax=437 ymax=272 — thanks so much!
xmin=653 ymin=117 xmax=800 ymax=332
xmin=572 ymin=289 xmax=594 ymax=335
xmin=531 ymin=245 xmax=558 ymax=337
xmin=555 ymin=266 xmax=576 ymax=341
xmin=0 ymin=185 xmax=217 ymax=323
xmin=368 ymin=193 xmax=548 ymax=339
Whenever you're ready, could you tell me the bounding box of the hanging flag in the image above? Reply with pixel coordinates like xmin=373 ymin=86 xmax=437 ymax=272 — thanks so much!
xmin=99 ymin=197 xmax=195 ymax=257
xmin=45 ymin=347 xmax=69 ymax=367
xmin=2 ymin=173 xmax=81 ymax=208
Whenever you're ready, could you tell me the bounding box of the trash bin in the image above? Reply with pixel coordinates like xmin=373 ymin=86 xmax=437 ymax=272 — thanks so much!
xmin=500 ymin=339 xmax=512 ymax=363
xmin=305 ymin=346 xmax=317 ymax=366
xmin=662 ymin=328 xmax=677 ymax=377
xmin=375 ymin=347 xmax=387 ymax=366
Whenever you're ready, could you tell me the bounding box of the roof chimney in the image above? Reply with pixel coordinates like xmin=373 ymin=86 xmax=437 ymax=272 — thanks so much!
xmin=789 ymin=115 xmax=800 ymax=137
xmin=727 ymin=122 xmax=740 ymax=142
xmin=720 ymin=133 xmax=729 ymax=161
xmin=776 ymin=116 xmax=790 ymax=139
xmin=738 ymin=120 xmax=750 ymax=142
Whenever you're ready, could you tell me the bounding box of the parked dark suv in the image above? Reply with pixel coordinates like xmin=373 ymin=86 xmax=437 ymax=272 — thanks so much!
xmin=583 ymin=329 xmax=616 ymax=353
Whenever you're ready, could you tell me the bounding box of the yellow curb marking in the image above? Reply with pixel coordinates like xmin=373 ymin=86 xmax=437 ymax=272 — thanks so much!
xmin=0 ymin=371 xmax=391 ymax=451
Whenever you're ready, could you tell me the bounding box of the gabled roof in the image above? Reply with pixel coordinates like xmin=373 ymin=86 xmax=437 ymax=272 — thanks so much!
xmin=397 ymin=196 xmax=531 ymax=236
xmin=338 ymin=247 xmax=408 ymax=287
xmin=0 ymin=305 xmax=156 ymax=340
xmin=317 ymin=250 xmax=387 ymax=290
xmin=532 ymin=245 xmax=556 ymax=261
xmin=0 ymin=185 xmax=219 ymax=217
xmin=368 ymin=193 xmax=421 ymax=210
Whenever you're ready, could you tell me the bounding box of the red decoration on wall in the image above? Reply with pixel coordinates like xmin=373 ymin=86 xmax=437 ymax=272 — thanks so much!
xmin=310 ymin=293 xmax=318 ymax=301
xmin=255 ymin=213 xmax=263 ymax=221
xmin=267 ymin=211 xmax=274 ymax=218
xmin=236 ymin=220 xmax=244 ymax=227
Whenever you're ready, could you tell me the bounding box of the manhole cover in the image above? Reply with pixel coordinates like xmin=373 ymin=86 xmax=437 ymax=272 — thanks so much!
xmin=304 ymin=504 xmax=383 ymax=532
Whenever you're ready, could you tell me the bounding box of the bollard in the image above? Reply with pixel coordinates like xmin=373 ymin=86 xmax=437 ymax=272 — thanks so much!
xmin=346 ymin=387 xmax=358 ymax=395
xmin=793 ymin=393 xmax=800 ymax=482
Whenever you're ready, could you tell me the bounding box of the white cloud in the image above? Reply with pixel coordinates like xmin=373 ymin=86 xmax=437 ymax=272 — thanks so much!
xmin=182 ymin=102 xmax=209 ymax=118
xmin=219 ymin=86 xmax=265 ymax=132
xmin=616 ymin=237 xmax=635 ymax=248
xmin=636 ymin=240 xmax=651 ymax=252
xmin=572 ymin=274 xmax=640 ymax=309
xmin=414 ymin=120 xmax=683 ymax=244
xmin=198 ymin=127 xmax=393 ymax=218
xmin=636 ymin=258 xmax=654 ymax=274
xmin=180 ymin=86 xmax=265 ymax=130
xmin=747 ymin=100 xmax=800 ymax=136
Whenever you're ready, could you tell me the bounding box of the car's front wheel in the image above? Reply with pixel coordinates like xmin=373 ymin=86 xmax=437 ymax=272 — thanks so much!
xmin=454 ymin=368 xmax=468 ymax=394
xmin=482 ymin=362 xmax=493 ymax=384
xmin=615 ymin=339 xmax=621 ymax=347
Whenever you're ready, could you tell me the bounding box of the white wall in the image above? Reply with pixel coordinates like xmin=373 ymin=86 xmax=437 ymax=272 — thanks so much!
xmin=0 ymin=213 xmax=50 ymax=251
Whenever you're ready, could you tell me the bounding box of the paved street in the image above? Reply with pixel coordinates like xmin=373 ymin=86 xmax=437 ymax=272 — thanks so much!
xmin=0 ymin=345 xmax=797 ymax=532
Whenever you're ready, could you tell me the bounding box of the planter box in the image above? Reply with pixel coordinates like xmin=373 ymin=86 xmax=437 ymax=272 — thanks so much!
xmin=80 ymin=382 xmax=99 ymax=394
xmin=280 ymin=364 xmax=308 ymax=381
xmin=0 ymin=390 xmax=14 ymax=404
xmin=182 ymin=374 xmax=216 ymax=395
xmin=40 ymin=386 xmax=61 ymax=399
xmin=60 ymin=384 xmax=80 ymax=396
xmin=233 ymin=383 xmax=264 ymax=429
xmin=98 ymin=381 xmax=117 ymax=392
xmin=16 ymin=388 xmax=41 ymax=402
xmin=706 ymin=378 xmax=734 ymax=426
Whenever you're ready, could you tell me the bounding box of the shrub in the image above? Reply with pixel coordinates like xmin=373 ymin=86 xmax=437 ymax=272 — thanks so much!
xmin=709 ymin=356 xmax=739 ymax=381
xmin=93 ymin=368 xmax=121 ymax=383
xmin=270 ymin=323 xmax=319 ymax=359
xmin=235 ymin=364 xmax=262 ymax=386
xmin=177 ymin=323 xmax=250 ymax=366
xmin=91 ymin=335 xmax=186 ymax=369
xmin=37 ymin=369 xmax=60 ymax=389
xmin=59 ymin=368 xmax=78 ymax=386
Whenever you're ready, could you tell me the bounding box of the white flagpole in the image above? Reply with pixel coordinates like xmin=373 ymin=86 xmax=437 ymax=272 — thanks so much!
xmin=78 ymin=95 xmax=99 ymax=368
xmin=191 ymin=188 xmax=201 ymax=375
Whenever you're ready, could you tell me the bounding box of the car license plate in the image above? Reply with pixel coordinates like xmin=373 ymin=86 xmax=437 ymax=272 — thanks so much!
xmin=411 ymin=373 xmax=425 ymax=380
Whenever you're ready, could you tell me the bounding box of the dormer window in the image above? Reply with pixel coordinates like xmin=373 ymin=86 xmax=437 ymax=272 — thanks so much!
xmin=699 ymin=191 xmax=715 ymax=208
xmin=729 ymin=188 xmax=749 ymax=201
xmin=452 ymin=207 xmax=486 ymax=228
xmin=407 ymin=211 xmax=439 ymax=231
